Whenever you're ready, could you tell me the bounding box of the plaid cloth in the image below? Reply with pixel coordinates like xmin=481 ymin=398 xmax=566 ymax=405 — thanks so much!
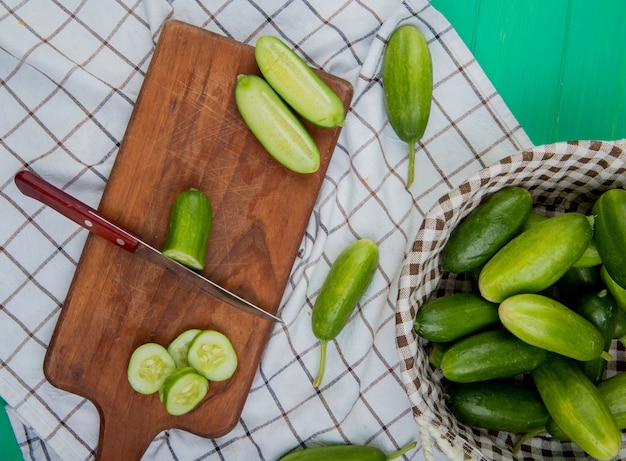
xmin=0 ymin=0 xmax=532 ymax=460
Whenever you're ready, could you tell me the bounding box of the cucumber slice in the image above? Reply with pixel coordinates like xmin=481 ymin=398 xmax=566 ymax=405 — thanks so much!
xmin=159 ymin=367 xmax=209 ymax=416
xmin=167 ymin=329 xmax=202 ymax=368
xmin=188 ymin=330 xmax=238 ymax=381
xmin=162 ymin=188 xmax=212 ymax=271
xmin=127 ymin=343 xmax=176 ymax=395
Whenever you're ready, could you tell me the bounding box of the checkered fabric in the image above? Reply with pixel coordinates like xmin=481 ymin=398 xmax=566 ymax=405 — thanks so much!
xmin=1 ymin=0 xmax=532 ymax=460
xmin=396 ymin=140 xmax=626 ymax=460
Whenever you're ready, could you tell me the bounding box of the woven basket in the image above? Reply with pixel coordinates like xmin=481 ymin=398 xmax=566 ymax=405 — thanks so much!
xmin=396 ymin=140 xmax=626 ymax=460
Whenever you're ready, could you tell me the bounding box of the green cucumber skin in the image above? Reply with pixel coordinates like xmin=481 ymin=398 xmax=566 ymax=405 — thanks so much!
xmin=440 ymin=328 xmax=547 ymax=383
xmin=445 ymin=380 xmax=549 ymax=433
xmin=601 ymin=265 xmax=626 ymax=314
xmin=414 ymin=292 xmax=499 ymax=342
xmin=499 ymin=293 xmax=605 ymax=361
xmin=478 ymin=212 xmax=592 ymax=303
xmin=382 ymin=25 xmax=432 ymax=144
xmin=382 ymin=24 xmax=432 ymax=186
xmin=614 ymin=309 xmax=626 ymax=339
xmin=162 ymin=188 xmax=212 ymax=270
xmin=556 ymin=265 xmax=603 ymax=305
xmin=312 ymin=239 xmax=379 ymax=341
xmin=235 ymin=74 xmax=320 ymax=174
xmin=278 ymin=445 xmax=385 ymax=461
xmin=531 ymin=354 xmax=621 ymax=460
xmin=597 ymin=372 xmax=626 ymax=429
xmin=593 ymin=188 xmax=626 ymax=288
xmin=255 ymin=36 xmax=345 ymax=128
xmin=573 ymin=289 xmax=618 ymax=383
xmin=441 ymin=187 xmax=533 ymax=274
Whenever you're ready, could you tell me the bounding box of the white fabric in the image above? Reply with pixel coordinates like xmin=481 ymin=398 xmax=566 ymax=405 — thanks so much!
xmin=0 ymin=0 xmax=532 ymax=459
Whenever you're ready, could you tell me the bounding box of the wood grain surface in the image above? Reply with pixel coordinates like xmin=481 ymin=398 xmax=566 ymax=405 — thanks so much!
xmin=42 ymin=20 xmax=353 ymax=461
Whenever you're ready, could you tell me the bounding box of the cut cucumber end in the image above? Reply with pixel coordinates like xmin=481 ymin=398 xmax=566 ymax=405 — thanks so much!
xmin=162 ymin=249 xmax=204 ymax=271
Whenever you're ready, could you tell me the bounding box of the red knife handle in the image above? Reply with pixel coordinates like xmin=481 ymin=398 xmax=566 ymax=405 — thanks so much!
xmin=14 ymin=170 xmax=140 ymax=252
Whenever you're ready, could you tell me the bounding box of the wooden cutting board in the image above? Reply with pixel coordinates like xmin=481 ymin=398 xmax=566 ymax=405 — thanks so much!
xmin=43 ymin=20 xmax=352 ymax=461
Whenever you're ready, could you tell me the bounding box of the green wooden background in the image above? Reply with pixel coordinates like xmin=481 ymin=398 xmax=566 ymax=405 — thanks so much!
xmin=1 ymin=1 xmax=625 ymax=459
xmin=430 ymin=0 xmax=626 ymax=144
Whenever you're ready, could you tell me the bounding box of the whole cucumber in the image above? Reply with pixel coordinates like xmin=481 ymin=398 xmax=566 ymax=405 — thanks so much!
xmin=597 ymin=372 xmax=626 ymax=429
xmin=311 ymin=239 xmax=379 ymax=387
xmin=254 ymin=35 xmax=345 ymax=128
xmin=440 ymin=328 xmax=547 ymax=383
xmin=445 ymin=380 xmax=549 ymax=433
xmin=499 ymin=293 xmax=607 ymax=361
xmin=382 ymin=24 xmax=432 ymax=187
xmin=478 ymin=212 xmax=592 ymax=303
xmin=235 ymin=74 xmax=320 ymax=174
xmin=592 ymin=188 xmax=626 ymax=288
xmin=573 ymin=289 xmax=618 ymax=383
xmin=278 ymin=441 xmax=417 ymax=461
xmin=413 ymin=292 xmax=499 ymax=342
xmin=441 ymin=186 xmax=533 ymax=274
xmin=601 ymin=265 xmax=626 ymax=313
xmin=162 ymin=188 xmax=212 ymax=271
xmin=531 ymin=353 xmax=621 ymax=460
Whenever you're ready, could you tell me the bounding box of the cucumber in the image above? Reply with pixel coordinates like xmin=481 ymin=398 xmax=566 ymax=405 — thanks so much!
xmin=254 ymin=36 xmax=345 ymax=128
xmin=531 ymin=353 xmax=621 ymax=460
xmin=555 ymin=265 xmax=602 ymax=304
xmin=601 ymin=265 xmax=626 ymax=313
xmin=427 ymin=342 xmax=450 ymax=368
xmin=478 ymin=212 xmax=593 ymax=303
xmin=187 ymin=330 xmax=238 ymax=381
xmin=382 ymin=24 xmax=432 ymax=187
xmin=613 ymin=308 xmax=626 ymax=339
xmin=592 ymin=188 xmax=626 ymax=288
xmin=499 ymin=293 xmax=608 ymax=361
xmin=572 ymin=289 xmax=618 ymax=383
xmin=311 ymin=239 xmax=379 ymax=387
xmin=158 ymin=366 xmax=209 ymax=416
xmin=167 ymin=329 xmax=202 ymax=368
xmin=235 ymin=74 xmax=320 ymax=174
xmin=440 ymin=187 xmax=533 ymax=274
xmin=127 ymin=343 xmax=176 ymax=395
xmin=597 ymin=372 xmax=626 ymax=429
xmin=413 ymin=292 xmax=499 ymax=342
xmin=521 ymin=212 xmax=548 ymax=231
xmin=278 ymin=441 xmax=417 ymax=461
xmin=162 ymin=189 xmax=212 ymax=271
xmin=439 ymin=328 xmax=547 ymax=383
xmin=445 ymin=380 xmax=550 ymax=433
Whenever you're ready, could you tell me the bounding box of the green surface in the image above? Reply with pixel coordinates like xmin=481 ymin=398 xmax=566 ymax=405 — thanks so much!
xmin=0 ymin=398 xmax=22 ymax=460
xmin=431 ymin=0 xmax=626 ymax=145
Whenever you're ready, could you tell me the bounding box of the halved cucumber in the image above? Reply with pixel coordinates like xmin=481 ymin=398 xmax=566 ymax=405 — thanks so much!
xmin=167 ymin=329 xmax=202 ymax=368
xmin=187 ymin=330 xmax=238 ymax=381
xmin=255 ymin=35 xmax=345 ymax=128
xmin=235 ymin=74 xmax=320 ymax=174
xmin=159 ymin=366 xmax=209 ymax=416
xmin=127 ymin=343 xmax=176 ymax=395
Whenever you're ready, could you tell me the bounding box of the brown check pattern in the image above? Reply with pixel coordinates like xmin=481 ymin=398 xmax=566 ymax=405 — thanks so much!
xmin=397 ymin=140 xmax=626 ymax=460
xmin=1 ymin=0 xmax=532 ymax=459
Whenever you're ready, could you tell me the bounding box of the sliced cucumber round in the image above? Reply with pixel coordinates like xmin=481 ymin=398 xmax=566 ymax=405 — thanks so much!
xmin=127 ymin=343 xmax=176 ymax=395
xmin=167 ymin=329 xmax=202 ymax=368
xmin=159 ymin=366 xmax=209 ymax=416
xmin=188 ymin=330 xmax=238 ymax=381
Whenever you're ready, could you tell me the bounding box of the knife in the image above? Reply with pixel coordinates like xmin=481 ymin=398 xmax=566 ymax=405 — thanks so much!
xmin=14 ymin=170 xmax=282 ymax=323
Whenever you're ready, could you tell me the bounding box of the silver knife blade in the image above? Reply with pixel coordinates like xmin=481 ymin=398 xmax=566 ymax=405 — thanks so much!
xmin=14 ymin=170 xmax=282 ymax=323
